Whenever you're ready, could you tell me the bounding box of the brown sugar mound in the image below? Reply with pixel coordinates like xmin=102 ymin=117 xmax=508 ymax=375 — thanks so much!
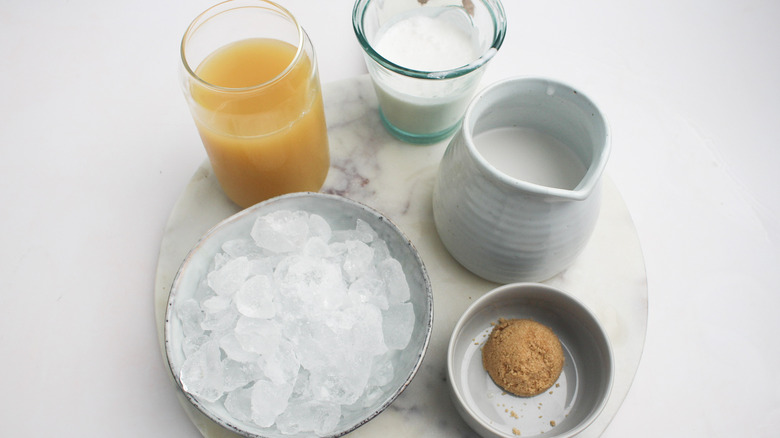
xmin=482 ymin=318 xmax=564 ymax=397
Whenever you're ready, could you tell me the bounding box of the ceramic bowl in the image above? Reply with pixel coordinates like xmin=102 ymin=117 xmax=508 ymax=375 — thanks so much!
xmin=164 ymin=192 xmax=433 ymax=437
xmin=447 ymin=283 xmax=613 ymax=438
xmin=432 ymin=77 xmax=610 ymax=283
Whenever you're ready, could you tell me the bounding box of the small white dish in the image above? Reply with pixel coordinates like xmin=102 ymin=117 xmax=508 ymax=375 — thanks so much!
xmin=447 ymin=283 xmax=613 ymax=438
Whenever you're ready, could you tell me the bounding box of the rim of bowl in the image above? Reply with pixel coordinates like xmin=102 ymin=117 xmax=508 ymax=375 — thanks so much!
xmin=164 ymin=192 xmax=434 ymax=437
xmin=351 ymin=0 xmax=507 ymax=80
xmin=446 ymin=282 xmax=614 ymax=438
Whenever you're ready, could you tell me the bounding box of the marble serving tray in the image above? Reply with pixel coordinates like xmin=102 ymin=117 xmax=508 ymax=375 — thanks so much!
xmin=154 ymin=75 xmax=648 ymax=438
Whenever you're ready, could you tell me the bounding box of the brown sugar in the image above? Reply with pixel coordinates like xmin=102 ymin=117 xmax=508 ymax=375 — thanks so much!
xmin=481 ymin=318 xmax=564 ymax=397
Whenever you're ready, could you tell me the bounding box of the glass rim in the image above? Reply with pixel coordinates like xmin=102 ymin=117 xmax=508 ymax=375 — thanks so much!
xmin=351 ymin=0 xmax=507 ymax=80
xmin=180 ymin=0 xmax=306 ymax=93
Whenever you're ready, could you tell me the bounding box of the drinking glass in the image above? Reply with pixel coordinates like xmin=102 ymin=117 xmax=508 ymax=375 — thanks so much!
xmin=181 ymin=0 xmax=330 ymax=208
xmin=353 ymin=0 xmax=506 ymax=144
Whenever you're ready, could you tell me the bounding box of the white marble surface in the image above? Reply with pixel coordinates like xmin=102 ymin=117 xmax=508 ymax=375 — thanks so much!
xmin=2 ymin=1 xmax=779 ymax=437
xmin=154 ymin=75 xmax=647 ymax=437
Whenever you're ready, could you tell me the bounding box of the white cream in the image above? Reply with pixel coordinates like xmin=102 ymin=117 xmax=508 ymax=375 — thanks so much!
xmin=368 ymin=7 xmax=484 ymax=140
xmin=473 ymin=127 xmax=587 ymax=190
xmin=375 ymin=14 xmax=479 ymax=71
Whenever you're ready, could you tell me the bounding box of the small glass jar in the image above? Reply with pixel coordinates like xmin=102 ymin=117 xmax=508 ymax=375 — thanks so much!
xmin=181 ymin=0 xmax=330 ymax=208
xmin=353 ymin=0 xmax=507 ymax=144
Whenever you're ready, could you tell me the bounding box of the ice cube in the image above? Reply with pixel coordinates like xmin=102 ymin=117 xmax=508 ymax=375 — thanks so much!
xmin=328 ymin=241 xmax=347 ymax=256
xmin=332 ymin=218 xmax=375 ymax=244
xmin=291 ymin=368 xmax=312 ymax=400
xmin=179 ymin=340 xmax=224 ymax=403
xmin=250 ymin=210 xmax=310 ymax=254
xmin=355 ymin=384 xmax=385 ymax=409
xmin=250 ymin=379 xmax=294 ymax=427
xmin=260 ymin=339 xmax=300 ymax=385
xmin=210 ymin=252 xmax=230 ymax=272
xmin=200 ymin=306 xmax=238 ymax=332
xmin=382 ymin=303 xmax=415 ymax=350
xmin=347 ymin=274 xmax=389 ymax=310
xmin=378 ymin=258 xmax=410 ymax=304
xmin=219 ymin=332 xmax=260 ymax=363
xmin=222 ymin=359 xmax=258 ymax=392
xmin=224 ymin=387 xmax=253 ymax=423
xmin=192 ymin=277 xmax=214 ymax=303
xmin=308 ymin=351 xmax=372 ymax=405
xmin=323 ymin=307 xmax=358 ymax=331
xmin=201 ymin=295 xmax=231 ymax=314
xmin=221 ymin=238 xmax=262 ymax=258
xmin=302 ymin=236 xmax=331 ymax=259
xmin=307 ymin=213 xmax=332 ymax=242
xmin=370 ymin=238 xmax=390 ymax=264
xmin=207 ymin=256 xmax=251 ymax=296
xmin=177 ymin=298 xmax=205 ymax=338
xmin=296 ymin=320 xmax=337 ymax=371
xmin=277 ymin=400 xmax=341 ymax=435
xmin=234 ymin=317 xmax=281 ymax=356
xmin=234 ymin=275 xmax=275 ymax=319
xmin=182 ymin=334 xmax=208 ymax=359
xmin=276 ymin=255 xmax=346 ymax=312
xmin=343 ymin=240 xmax=375 ymax=283
xmin=355 ymin=218 xmax=378 ymax=242
xmin=368 ymin=355 xmax=395 ymax=387
xmin=348 ymin=303 xmax=387 ymax=356
xmin=248 ymin=256 xmax=278 ymax=277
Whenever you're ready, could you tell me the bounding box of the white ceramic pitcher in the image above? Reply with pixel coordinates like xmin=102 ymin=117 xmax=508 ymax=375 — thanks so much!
xmin=432 ymin=77 xmax=610 ymax=283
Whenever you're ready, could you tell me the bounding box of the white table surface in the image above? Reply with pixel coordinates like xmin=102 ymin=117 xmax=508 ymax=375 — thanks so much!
xmin=1 ymin=1 xmax=778 ymax=437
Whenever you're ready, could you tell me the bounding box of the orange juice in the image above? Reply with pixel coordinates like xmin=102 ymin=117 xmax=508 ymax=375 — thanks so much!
xmin=188 ymin=38 xmax=330 ymax=208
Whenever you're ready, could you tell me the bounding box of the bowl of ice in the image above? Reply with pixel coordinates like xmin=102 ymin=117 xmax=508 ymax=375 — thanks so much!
xmin=164 ymin=192 xmax=433 ymax=437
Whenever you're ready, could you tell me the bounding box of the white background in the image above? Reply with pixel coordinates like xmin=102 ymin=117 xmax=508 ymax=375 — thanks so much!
xmin=1 ymin=0 xmax=779 ymax=436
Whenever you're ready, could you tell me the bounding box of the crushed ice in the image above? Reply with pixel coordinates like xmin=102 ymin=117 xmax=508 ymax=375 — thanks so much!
xmin=176 ymin=209 xmax=416 ymax=435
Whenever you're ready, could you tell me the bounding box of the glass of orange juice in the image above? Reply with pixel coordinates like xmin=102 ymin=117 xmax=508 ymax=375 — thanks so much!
xmin=180 ymin=0 xmax=330 ymax=208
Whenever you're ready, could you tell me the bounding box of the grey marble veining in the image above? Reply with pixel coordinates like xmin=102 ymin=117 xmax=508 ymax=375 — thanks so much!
xmin=154 ymin=75 xmax=647 ymax=438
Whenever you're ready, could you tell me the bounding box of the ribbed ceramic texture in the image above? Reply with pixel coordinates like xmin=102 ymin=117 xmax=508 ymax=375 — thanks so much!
xmin=432 ymin=77 xmax=609 ymax=283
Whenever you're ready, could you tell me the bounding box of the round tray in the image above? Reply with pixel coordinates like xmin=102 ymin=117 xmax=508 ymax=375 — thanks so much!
xmin=154 ymin=75 xmax=648 ymax=438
